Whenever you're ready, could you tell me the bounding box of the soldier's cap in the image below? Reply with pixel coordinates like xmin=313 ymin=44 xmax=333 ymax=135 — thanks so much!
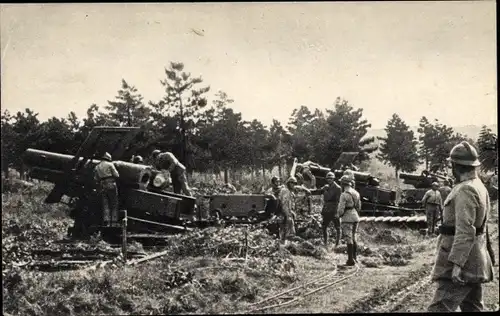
xmin=286 ymin=176 xmax=298 ymax=184
xmin=431 ymin=182 xmax=439 ymax=187
xmin=447 ymin=141 xmax=481 ymax=167
xmin=102 ymin=152 xmax=112 ymax=161
xmin=340 ymin=175 xmax=352 ymax=185
xmin=326 ymin=172 xmax=336 ymax=179
xmin=152 ymin=149 xmax=161 ymax=156
xmin=271 ymin=176 xmax=280 ymax=183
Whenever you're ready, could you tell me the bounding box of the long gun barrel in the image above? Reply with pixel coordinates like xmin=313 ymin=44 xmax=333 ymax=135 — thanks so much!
xmin=24 ymin=149 xmax=153 ymax=192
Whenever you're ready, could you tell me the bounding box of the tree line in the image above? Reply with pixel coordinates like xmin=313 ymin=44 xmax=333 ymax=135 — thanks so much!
xmin=1 ymin=62 xmax=497 ymax=182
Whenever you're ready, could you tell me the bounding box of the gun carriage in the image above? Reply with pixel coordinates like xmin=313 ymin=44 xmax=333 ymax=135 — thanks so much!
xmin=23 ymin=127 xmax=196 ymax=241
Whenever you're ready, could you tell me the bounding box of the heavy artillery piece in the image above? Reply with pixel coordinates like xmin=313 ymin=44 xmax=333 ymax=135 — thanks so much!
xmin=398 ymin=170 xmax=450 ymax=209
xmin=23 ymin=126 xmax=197 ymax=241
xmin=291 ymin=153 xmax=416 ymax=217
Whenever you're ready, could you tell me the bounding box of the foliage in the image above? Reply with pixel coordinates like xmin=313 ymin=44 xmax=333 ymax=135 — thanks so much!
xmin=2 ymin=61 xmax=492 ymax=181
xmin=417 ymin=117 xmax=469 ymax=172
xmin=377 ymin=114 xmax=420 ymax=176
xmin=477 ymin=125 xmax=498 ymax=172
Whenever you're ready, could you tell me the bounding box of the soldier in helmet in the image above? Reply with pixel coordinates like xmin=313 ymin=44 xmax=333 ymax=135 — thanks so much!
xmin=93 ymin=152 xmax=120 ymax=226
xmin=277 ymin=176 xmax=300 ymax=243
xmin=310 ymin=171 xmax=342 ymax=246
xmin=422 ymin=182 xmax=443 ymax=235
xmin=428 ymin=141 xmax=494 ymax=312
xmin=132 ymin=155 xmax=144 ymax=164
xmin=337 ymin=175 xmax=361 ymax=266
xmin=151 ymin=149 xmax=192 ymax=196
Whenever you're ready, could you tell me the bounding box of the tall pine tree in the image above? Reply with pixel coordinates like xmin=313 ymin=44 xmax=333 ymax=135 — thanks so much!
xmin=377 ymin=114 xmax=420 ymax=178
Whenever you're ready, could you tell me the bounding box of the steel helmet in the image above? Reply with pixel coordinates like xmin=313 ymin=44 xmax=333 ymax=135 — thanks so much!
xmin=447 ymin=141 xmax=481 ymax=167
xmin=431 ymin=182 xmax=439 ymax=188
xmin=326 ymin=172 xmax=335 ymax=179
xmin=286 ymin=176 xmax=298 ymax=185
xmin=152 ymin=149 xmax=161 ymax=157
xmin=133 ymin=155 xmax=144 ymax=163
xmin=102 ymin=152 xmax=112 ymax=161
xmin=340 ymin=175 xmax=352 ymax=185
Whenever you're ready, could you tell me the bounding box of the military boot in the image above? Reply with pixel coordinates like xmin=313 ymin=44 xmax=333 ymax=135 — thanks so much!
xmin=345 ymin=244 xmax=355 ymax=266
xmin=353 ymin=242 xmax=358 ymax=263
xmin=334 ymin=229 xmax=341 ymax=247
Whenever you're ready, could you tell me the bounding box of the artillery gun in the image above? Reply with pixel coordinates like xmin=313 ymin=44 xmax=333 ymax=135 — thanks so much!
xmin=291 ymin=153 xmax=416 ymax=217
xmin=398 ymin=169 xmax=451 ymax=209
xmin=23 ymin=126 xmax=197 ymax=241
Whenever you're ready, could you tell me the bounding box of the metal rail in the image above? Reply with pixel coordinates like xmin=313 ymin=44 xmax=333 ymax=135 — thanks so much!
xmin=242 ymin=263 xmax=361 ymax=313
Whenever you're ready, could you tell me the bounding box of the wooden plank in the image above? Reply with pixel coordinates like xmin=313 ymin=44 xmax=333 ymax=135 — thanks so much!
xmin=126 ymin=250 xmax=170 ymax=266
xmin=127 ymin=216 xmax=192 ymax=231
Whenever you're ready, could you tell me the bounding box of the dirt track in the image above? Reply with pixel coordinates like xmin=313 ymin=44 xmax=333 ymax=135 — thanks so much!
xmin=276 ymin=219 xmax=499 ymax=313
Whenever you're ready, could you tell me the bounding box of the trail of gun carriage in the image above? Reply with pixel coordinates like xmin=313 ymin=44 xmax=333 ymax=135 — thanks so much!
xmin=3 ymin=116 xmax=498 ymax=315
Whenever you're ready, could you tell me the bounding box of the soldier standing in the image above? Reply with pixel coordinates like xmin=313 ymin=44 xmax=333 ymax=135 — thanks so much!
xmin=151 ymin=149 xmax=192 ymax=196
xmin=439 ymin=179 xmax=452 ymax=203
xmin=278 ymin=177 xmax=299 ymax=244
xmin=337 ymin=175 xmax=361 ymax=266
xmin=310 ymin=172 xmax=342 ymax=247
xmin=93 ymin=152 xmax=120 ymax=226
xmin=428 ymin=141 xmax=494 ymax=312
xmin=422 ymin=182 xmax=443 ymax=235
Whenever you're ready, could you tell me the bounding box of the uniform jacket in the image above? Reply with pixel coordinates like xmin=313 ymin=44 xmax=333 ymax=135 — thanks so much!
xmin=156 ymin=152 xmax=186 ymax=173
xmin=93 ymin=160 xmax=119 ymax=181
xmin=278 ymin=187 xmax=296 ymax=218
xmin=337 ymin=187 xmax=361 ymax=223
xmin=320 ymin=182 xmax=342 ymax=214
xmin=422 ymin=189 xmax=442 ymax=206
xmin=439 ymin=186 xmax=452 ymax=203
xmin=430 ymin=171 xmax=494 ymax=284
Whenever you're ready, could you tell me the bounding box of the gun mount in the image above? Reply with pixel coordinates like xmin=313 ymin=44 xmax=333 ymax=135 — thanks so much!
xmin=23 ymin=127 xmax=196 ymax=241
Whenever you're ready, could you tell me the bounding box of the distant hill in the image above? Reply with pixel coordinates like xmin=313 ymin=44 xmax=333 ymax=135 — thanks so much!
xmin=365 ymin=124 xmax=497 ymax=146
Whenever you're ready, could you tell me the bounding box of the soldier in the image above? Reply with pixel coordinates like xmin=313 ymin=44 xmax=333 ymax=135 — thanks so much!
xmin=93 ymin=152 xmax=120 ymax=226
xmin=439 ymin=179 xmax=452 ymax=203
xmin=132 ymin=155 xmax=144 ymax=164
xmin=428 ymin=141 xmax=494 ymax=312
xmin=337 ymin=175 xmax=361 ymax=266
xmin=422 ymin=182 xmax=443 ymax=235
xmin=151 ymin=150 xmax=192 ymax=196
xmin=295 ymin=163 xmax=316 ymax=189
xmin=310 ymin=172 xmax=342 ymax=247
xmin=277 ymin=176 xmax=300 ymax=244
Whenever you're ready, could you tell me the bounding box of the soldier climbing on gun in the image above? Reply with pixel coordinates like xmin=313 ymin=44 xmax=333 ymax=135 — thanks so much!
xmin=93 ymin=152 xmax=120 ymax=227
xmin=151 ymin=149 xmax=192 ymax=196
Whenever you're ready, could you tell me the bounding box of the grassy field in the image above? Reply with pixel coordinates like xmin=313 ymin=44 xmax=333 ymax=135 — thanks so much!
xmin=2 ymin=163 xmax=498 ymax=315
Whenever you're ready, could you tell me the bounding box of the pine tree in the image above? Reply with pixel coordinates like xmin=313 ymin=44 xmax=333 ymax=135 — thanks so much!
xmin=377 ymin=114 xmax=420 ymax=177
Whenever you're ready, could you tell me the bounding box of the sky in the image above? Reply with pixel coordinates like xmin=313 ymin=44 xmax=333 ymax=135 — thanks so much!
xmin=1 ymin=2 xmax=497 ymax=129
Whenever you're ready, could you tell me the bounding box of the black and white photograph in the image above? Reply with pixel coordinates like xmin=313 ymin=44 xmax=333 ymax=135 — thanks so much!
xmin=1 ymin=1 xmax=498 ymax=314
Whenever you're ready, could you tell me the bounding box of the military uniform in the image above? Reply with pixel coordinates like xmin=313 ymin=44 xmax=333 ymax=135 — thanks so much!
xmin=422 ymin=187 xmax=442 ymax=234
xmin=338 ymin=175 xmax=361 ymax=265
xmin=278 ymin=179 xmax=298 ymax=241
xmin=93 ymin=154 xmax=120 ymax=225
xmin=439 ymin=185 xmax=452 ymax=203
xmin=155 ymin=152 xmax=191 ymax=196
xmin=311 ymin=172 xmax=342 ymax=246
xmin=428 ymin=141 xmax=495 ymax=312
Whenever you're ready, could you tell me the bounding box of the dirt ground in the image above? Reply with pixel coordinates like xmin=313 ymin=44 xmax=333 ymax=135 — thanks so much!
xmin=275 ymin=204 xmax=500 ymax=314
xmin=3 ymin=186 xmax=499 ymax=315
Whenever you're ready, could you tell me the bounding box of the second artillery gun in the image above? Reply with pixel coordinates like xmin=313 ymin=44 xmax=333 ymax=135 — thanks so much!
xmin=23 ymin=126 xmax=197 ymax=242
xmin=291 ymin=153 xmax=418 ymax=217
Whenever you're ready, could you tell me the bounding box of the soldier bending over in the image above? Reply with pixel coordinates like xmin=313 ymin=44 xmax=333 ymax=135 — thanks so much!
xmin=151 ymin=150 xmax=192 ymax=196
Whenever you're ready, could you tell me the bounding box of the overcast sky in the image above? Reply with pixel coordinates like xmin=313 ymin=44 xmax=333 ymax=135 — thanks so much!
xmin=1 ymin=2 xmax=497 ymax=129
